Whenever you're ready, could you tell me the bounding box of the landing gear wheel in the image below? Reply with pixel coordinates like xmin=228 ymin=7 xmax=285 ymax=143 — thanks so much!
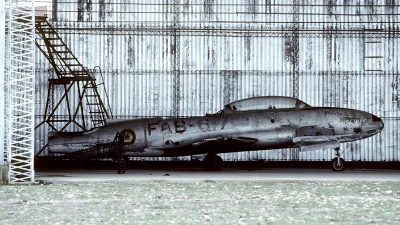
xmin=332 ymin=158 xmax=345 ymax=171
xmin=332 ymin=147 xmax=345 ymax=172
xmin=204 ymin=155 xmax=224 ymax=171
xmin=117 ymin=158 xmax=127 ymax=174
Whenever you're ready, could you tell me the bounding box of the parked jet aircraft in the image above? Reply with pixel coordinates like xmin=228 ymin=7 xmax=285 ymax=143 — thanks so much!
xmin=48 ymin=96 xmax=384 ymax=171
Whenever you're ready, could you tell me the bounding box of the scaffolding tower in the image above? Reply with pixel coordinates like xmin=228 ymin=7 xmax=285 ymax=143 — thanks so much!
xmin=0 ymin=0 xmax=6 ymax=181
xmin=4 ymin=0 xmax=36 ymax=183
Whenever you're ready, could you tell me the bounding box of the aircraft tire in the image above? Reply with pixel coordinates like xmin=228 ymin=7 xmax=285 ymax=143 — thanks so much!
xmin=204 ymin=155 xmax=224 ymax=171
xmin=331 ymin=158 xmax=345 ymax=171
xmin=117 ymin=158 xmax=127 ymax=174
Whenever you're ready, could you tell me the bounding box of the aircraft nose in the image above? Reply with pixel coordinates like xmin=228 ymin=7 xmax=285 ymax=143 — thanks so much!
xmin=372 ymin=114 xmax=384 ymax=129
xmin=372 ymin=114 xmax=382 ymax=123
xmin=366 ymin=114 xmax=384 ymax=135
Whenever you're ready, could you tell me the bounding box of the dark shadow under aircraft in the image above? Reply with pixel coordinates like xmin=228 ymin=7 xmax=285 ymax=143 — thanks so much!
xmin=48 ymin=96 xmax=384 ymax=172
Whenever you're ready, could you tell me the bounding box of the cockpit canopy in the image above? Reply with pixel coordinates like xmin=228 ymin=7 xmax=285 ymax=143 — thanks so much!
xmin=218 ymin=96 xmax=311 ymax=114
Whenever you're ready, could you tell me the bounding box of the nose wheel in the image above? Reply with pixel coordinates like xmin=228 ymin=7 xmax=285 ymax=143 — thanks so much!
xmin=332 ymin=147 xmax=345 ymax=171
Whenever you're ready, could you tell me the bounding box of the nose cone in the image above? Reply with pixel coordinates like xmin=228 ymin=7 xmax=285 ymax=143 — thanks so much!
xmin=372 ymin=114 xmax=384 ymax=130
xmin=366 ymin=114 xmax=384 ymax=136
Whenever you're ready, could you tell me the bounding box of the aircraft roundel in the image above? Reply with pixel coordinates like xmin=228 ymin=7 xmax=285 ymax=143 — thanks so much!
xmin=121 ymin=129 xmax=136 ymax=145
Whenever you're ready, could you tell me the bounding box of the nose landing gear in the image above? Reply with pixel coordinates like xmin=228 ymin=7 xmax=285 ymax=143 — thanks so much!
xmin=332 ymin=147 xmax=345 ymax=171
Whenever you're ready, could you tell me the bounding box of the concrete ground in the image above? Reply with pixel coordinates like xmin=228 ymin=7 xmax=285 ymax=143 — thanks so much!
xmin=3 ymin=168 xmax=399 ymax=224
xmin=35 ymin=168 xmax=400 ymax=183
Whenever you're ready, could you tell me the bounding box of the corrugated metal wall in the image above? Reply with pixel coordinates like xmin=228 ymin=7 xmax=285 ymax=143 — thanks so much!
xmin=35 ymin=0 xmax=400 ymax=162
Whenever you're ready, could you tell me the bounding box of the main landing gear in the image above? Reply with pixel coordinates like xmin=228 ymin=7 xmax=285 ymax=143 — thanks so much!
xmin=332 ymin=147 xmax=345 ymax=171
xmin=203 ymin=154 xmax=224 ymax=171
xmin=115 ymin=157 xmax=129 ymax=174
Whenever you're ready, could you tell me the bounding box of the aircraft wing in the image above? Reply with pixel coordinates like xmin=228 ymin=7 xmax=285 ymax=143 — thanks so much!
xmin=293 ymin=126 xmax=340 ymax=151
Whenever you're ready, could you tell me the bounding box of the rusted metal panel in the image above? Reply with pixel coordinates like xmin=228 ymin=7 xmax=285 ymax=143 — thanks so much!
xmin=34 ymin=1 xmax=400 ymax=162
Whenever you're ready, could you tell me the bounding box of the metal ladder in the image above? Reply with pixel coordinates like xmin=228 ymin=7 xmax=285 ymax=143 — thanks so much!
xmin=35 ymin=16 xmax=110 ymax=131
xmin=65 ymin=131 xmax=128 ymax=174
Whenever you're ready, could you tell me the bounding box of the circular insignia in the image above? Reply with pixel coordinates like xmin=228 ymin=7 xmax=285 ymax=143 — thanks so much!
xmin=121 ymin=129 xmax=136 ymax=145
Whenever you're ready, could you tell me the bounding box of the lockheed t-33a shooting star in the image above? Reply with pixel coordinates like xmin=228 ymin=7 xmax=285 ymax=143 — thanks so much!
xmin=48 ymin=96 xmax=384 ymax=172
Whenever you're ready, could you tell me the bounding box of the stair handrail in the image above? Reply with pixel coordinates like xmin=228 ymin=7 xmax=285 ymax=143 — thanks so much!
xmin=92 ymin=66 xmax=113 ymax=120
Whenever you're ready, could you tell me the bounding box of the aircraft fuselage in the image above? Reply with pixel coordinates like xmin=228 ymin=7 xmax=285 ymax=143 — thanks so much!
xmin=48 ymin=107 xmax=384 ymax=157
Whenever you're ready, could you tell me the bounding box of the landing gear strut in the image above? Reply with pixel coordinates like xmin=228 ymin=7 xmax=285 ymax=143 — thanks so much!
xmin=115 ymin=131 xmax=128 ymax=174
xmin=204 ymin=154 xmax=224 ymax=171
xmin=116 ymin=157 xmax=128 ymax=174
xmin=332 ymin=147 xmax=345 ymax=171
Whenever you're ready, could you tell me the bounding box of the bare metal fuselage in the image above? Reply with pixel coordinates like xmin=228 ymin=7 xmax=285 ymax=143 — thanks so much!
xmin=48 ymin=107 xmax=384 ymax=157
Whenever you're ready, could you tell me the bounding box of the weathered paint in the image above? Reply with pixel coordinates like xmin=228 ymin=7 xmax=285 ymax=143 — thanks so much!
xmin=47 ymin=96 xmax=384 ymax=171
xmin=35 ymin=1 xmax=400 ymax=162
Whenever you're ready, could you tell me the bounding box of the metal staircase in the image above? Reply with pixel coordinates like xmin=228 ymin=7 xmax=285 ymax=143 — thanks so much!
xmin=83 ymin=74 xmax=109 ymax=128
xmin=34 ymin=16 xmax=111 ymax=132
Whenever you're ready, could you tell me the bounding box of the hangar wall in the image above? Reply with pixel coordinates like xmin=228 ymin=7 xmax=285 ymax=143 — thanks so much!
xmin=35 ymin=0 xmax=400 ymax=162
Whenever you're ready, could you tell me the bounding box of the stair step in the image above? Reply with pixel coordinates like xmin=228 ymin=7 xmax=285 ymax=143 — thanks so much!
xmin=52 ymin=77 xmax=94 ymax=81
xmin=73 ymin=74 xmax=91 ymax=77
xmin=46 ymin=39 xmax=63 ymax=42
xmin=67 ymin=64 xmax=82 ymax=66
xmin=72 ymin=72 xmax=90 ymax=74
xmin=61 ymin=58 xmax=77 ymax=60
xmin=39 ymin=29 xmax=55 ymax=32
xmin=60 ymin=71 xmax=89 ymax=77
xmin=55 ymin=51 xmax=71 ymax=53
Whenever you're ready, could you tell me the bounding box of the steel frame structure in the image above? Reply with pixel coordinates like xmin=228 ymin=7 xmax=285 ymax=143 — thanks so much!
xmin=49 ymin=26 xmax=400 ymax=38
xmin=172 ymin=0 xmax=180 ymax=118
xmin=34 ymin=16 xmax=111 ymax=133
xmin=63 ymin=131 xmax=127 ymax=174
xmin=7 ymin=0 xmax=35 ymax=183
xmin=1 ymin=1 xmax=6 ymax=174
xmin=290 ymin=0 xmax=300 ymax=161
